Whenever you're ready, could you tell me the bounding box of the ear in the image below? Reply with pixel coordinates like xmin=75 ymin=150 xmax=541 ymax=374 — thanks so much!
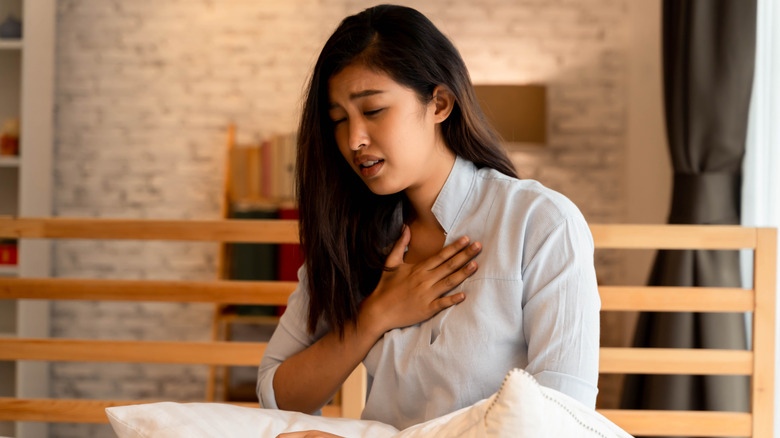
xmin=431 ymin=85 xmax=455 ymax=124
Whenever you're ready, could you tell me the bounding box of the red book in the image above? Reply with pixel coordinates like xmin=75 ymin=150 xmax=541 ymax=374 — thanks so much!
xmin=0 ymin=241 xmax=18 ymax=265
xmin=276 ymin=206 xmax=304 ymax=316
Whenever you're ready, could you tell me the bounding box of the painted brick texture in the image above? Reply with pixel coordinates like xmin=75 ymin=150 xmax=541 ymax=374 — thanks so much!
xmin=51 ymin=1 xmax=627 ymax=436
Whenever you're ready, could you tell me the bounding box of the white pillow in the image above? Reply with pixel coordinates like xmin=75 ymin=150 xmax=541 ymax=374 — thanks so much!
xmin=483 ymin=369 xmax=633 ymax=438
xmin=106 ymin=402 xmax=399 ymax=438
xmin=106 ymin=369 xmax=633 ymax=438
xmin=393 ymin=369 xmax=633 ymax=438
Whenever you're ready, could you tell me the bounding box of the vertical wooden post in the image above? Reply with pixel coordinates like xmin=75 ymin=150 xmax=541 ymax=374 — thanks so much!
xmin=752 ymin=228 xmax=777 ymax=438
xmin=341 ymin=363 xmax=367 ymax=419
xmin=207 ymin=124 xmax=237 ymax=401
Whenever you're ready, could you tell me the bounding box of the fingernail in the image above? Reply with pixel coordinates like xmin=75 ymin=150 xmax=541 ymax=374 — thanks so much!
xmin=470 ymin=242 xmax=481 ymax=252
xmin=456 ymin=293 xmax=465 ymax=302
xmin=468 ymin=261 xmax=477 ymax=271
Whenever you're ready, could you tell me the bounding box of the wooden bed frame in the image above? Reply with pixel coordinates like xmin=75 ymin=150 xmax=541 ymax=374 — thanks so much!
xmin=0 ymin=217 xmax=775 ymax=437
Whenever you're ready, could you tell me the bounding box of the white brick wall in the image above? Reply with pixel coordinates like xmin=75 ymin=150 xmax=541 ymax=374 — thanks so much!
xmin=51 ymin=1 xmax=628 ymax=436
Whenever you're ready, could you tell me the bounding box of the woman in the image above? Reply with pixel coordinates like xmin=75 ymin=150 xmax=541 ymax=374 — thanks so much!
xmin=257 ymin=4 xmax=600 ymax=433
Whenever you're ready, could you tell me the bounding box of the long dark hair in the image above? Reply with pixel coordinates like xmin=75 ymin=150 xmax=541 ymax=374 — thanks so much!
xmin=297 ymin=4 xmax=517 ymax=336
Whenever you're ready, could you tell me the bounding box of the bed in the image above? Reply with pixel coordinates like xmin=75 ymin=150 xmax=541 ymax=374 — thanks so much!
xmin=0 ymin=217 xmax=775 ymax=437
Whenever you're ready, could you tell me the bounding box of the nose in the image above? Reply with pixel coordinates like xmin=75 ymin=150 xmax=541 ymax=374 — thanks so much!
xmin=347 ymin=119 xmax=369 ymax=151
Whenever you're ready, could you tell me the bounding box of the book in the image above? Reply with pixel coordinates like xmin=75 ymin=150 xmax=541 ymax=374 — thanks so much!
xmin=0 ymin=239 xmax=17 ymax=265
xmin=276 ymin=205 xmax=303 ymax=317
xmin=230 ymin=207 xmax=277 ymax=316
xmin=276 ymin=205 xmax=303 ymax=282
xmin=278 ymin=132 xmax=297 ymax=201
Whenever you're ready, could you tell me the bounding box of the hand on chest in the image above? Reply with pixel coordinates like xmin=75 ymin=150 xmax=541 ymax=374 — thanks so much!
xmin=402 ymin=222 xmax=447 ymax=265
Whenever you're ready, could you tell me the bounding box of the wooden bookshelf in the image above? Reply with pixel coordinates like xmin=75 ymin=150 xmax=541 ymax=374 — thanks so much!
xmin=208 ymin=125 xmax=299 ymax=402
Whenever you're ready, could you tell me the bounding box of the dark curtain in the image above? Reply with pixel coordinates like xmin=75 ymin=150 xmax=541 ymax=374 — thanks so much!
xmin=621 ymin=1 xmax=757 ymax=436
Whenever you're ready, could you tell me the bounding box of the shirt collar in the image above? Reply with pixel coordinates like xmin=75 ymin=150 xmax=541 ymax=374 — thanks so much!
xmin=431 ymin=155 xmax=477 ymax=235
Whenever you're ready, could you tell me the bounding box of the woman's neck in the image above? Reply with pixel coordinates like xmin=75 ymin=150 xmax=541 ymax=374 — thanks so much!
xmin=404 ymin=147 xmax=456 ymax=226
xmin=404 ymin=150 xmax=456 ymax=237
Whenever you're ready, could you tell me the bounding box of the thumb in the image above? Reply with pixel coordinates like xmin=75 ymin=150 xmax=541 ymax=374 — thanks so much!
xmin=385 ymin=225 xmax=410 ymax=268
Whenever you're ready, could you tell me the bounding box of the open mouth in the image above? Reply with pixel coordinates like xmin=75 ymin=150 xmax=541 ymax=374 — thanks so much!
xmin=359 ymin=159 xmax=384 ymax=169
xmin=358 ymin=159 xmax=384 ymax=177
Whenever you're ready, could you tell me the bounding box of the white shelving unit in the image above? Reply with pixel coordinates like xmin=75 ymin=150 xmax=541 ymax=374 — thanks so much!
xmin=0 ymin=156 xmax=20 ymax=167
xmin=0 ymin=265 xmax=18 ymax=276
xmin=0 ymin=39 xmax=22 ymax=50
xmin=0 ymin=1 xmax=55 ymax=437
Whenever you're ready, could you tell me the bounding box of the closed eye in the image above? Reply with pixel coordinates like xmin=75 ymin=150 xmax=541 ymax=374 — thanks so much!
xmin=331 ymin=108 xmax=383 ymax=125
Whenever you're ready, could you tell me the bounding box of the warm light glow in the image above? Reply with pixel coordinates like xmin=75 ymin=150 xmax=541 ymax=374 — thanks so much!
xmin=473 ymin=84 xmax=546 ymax=146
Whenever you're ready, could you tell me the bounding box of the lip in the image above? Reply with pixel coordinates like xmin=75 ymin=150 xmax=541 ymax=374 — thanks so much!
xmin=359 ymin=160 xmax=384 ymax=178
xmin=353 ymin=154 xmax=383 ymax=167
xmin=353 ymin=154 xmax=384 ymax=178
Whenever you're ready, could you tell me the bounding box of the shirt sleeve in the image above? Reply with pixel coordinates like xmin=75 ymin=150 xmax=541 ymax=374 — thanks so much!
xmin=520 ymin=213 xmax=601 ymax=408
xmin=256 ymin=265 xmax=321 ymax=409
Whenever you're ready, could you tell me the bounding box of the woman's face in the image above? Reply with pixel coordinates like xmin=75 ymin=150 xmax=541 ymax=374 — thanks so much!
xmin=327 ymin=63 xmax=454 ymax=198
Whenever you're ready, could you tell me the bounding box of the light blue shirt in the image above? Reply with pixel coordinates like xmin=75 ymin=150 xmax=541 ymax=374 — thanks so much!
xmin=257 ymin=156 xmax=601 ymax=429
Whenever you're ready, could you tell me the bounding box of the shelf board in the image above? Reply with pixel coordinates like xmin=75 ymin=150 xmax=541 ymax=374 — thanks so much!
xmin=0 ymin=156 xmax=20 ymax=168
xmin=218 ymin=313 xmax=281 ymax=325
xmin=0 ymin=38 xmax=23 ymax=50
xmin=0 ymin=265 xmax=18 ymax=276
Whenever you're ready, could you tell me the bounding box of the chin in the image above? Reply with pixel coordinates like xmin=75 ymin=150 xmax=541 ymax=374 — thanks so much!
xmin=367 ymin=187 xmax=401 ymax=196
xmin=364 ymin=181 xmax=403 ymax=197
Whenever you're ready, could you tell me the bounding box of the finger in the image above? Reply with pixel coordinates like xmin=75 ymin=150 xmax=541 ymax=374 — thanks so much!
xmin=384 ymin=225 xmax=410 ymax=268
xmin=429 ymin=240 xmax=481 ymax=278
xmin=422 ymin=235 xmax=471 ymax=270
xmin=433 ymin=260 xmax=478 ymax=294
xmin=431 ymin=290 xmax=466 ymax=313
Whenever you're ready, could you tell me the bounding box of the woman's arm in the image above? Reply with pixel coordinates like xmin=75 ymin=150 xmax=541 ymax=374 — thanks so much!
xmin=521 ymin=214 xmax=600 ymax=407
xmin=271 ymin=226 xmax=482 ymax=414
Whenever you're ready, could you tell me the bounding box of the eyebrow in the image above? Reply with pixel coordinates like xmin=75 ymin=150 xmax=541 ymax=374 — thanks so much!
xmin=329 ymin=89 xmax=385 ymax=109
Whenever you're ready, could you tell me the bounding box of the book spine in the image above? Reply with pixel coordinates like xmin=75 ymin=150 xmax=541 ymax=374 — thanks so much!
xmin=260 ymin=139 xmax=272 ymax=199
xmin=247 ymin=145 xmax=262 ymax=201
xmin=281 ymin=132 xmax=296 ymax=200
xmin=276 ymin=206 xmax=302 ymax=316
xmin=230 ymin=207 xmax=278 ymax=316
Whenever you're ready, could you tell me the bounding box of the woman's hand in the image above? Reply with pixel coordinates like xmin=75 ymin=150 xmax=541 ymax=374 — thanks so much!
xmin=359 ymin=226 xmax=481 ymax=336
xmin=276 ymin=431 xmax=344 ymax=438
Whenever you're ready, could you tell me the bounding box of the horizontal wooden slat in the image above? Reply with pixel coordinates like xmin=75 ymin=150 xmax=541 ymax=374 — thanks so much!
xmin=600 ymin=348 xmax=753 ymax=375
xmin=0 ymin=219 xmax=759 ymax=249
xmin=0 ymin=398 xmax=341 ymax=423
xmin=0 ymin=398 xmax=176 ymax=423
xmin=590 ymin=224 xmax=756 ymax=249
xmin=0 ymin=339 xmax=266 ymax=365
xmin=1 ymin=279 xmax=756 ymax=313
xmin=0 ymin=400 xmax=752 ymax=434
xmin=0 ymin=277 xmax=295 ymax=305
xmin=2 ymin=341 xmax=753 ymax=375
xmin=0 ymin=217 xmax=299 ymax=243
xmin=598 ymin=409 xmax=751 ymax=437
xmin=599 ymin=286 xmax=754 ymax=312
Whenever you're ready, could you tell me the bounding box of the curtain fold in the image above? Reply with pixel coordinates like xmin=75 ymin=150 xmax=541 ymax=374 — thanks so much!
xmin=621 ymin=1 xmax=757 ymax=436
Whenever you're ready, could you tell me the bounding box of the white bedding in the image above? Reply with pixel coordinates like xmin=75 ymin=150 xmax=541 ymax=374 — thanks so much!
xmin=107 ymin=368 xmax=633 ymax=438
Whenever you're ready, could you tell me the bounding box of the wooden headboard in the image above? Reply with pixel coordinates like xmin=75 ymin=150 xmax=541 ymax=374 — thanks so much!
xmin=0 ymin=218 xmax=775 ymax=437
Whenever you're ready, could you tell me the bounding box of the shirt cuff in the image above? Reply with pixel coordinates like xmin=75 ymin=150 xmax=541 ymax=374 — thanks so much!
xmin=257 ymin=363 xmax=281 ymax=409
